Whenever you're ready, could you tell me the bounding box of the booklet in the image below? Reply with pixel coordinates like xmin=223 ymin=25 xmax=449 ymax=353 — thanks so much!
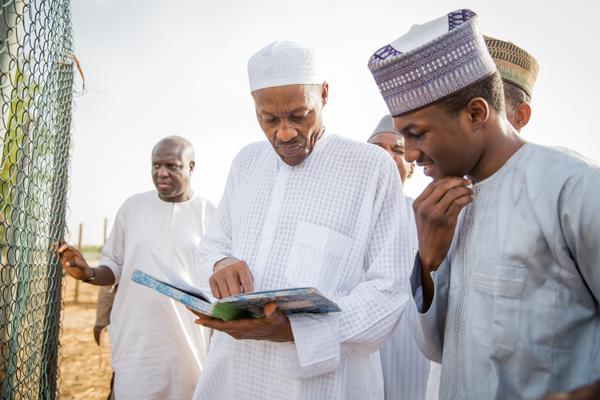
xmin=131 ymin=269 xmax=341 ymax=321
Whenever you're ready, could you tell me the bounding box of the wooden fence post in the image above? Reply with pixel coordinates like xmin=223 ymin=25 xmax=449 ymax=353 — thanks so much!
xmin=103 ymin=217 xmax=107 ymax=244
xmin=73 ymin=223 xmax=83 ymax=303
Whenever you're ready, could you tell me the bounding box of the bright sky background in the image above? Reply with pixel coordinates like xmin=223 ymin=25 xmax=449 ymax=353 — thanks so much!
xmin=68 ymin=0 xmax=600 ymax=245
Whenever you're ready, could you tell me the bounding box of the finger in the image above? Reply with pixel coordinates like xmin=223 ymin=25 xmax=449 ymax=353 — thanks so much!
xmin=93 ymin=328 xmax=102 ymax=346
xmin=67 ymin=258 xmax=87 ymax=269
xmin=413 ymin=180 xmax=438 ymax=209
xmin=228 ymin=331 xmax=244 ymax=340
xmin=264 ymin=302 xmax=277 ymax=318
xmin=209 ymin=276 xmax=222 ymax=299
xmin=225 ymin=272 xmax=242 ymax=297
xmin=58 ymin=246 xmax=80 ymax=259
xmin=63 ymin=259 xmax=87 ymax=273
xmin=193 ymin=313 xmax=215 ymax=323
xmin=188 ymin=308 xmax=205 ymax=318
xmin=64 ymin=245 xmax=84 ymax=258
xmin=195 ymin=318 xmax=216 ymax=327
xmin=208 ymin=277 xmax=221 ymax=299
xmin=446 ymin=193 xmax=474 ymax=220
xmin=238 ymin=265 xmax=254 ymax=294
xmin=59 ymin=256 xmax=72 ymax=268
xmin=49 ymin=241 xmax=63 ymax=252
xmin=437 ymin=186 xmax=474 ymax=215
xmin=428 ymin=178 xmax=471 ymax=206
xmin=216 ymin=277 xmax=231 ymax=299
xmin=195 ymin=317 xmax=236 ymax=330
xmin=414 ymin=178 xmax=443 ymax=202
xmin=415 ymin=177 xmax=470 ymax=208
xmin=194 ymin=312 xmax=218 ymax=325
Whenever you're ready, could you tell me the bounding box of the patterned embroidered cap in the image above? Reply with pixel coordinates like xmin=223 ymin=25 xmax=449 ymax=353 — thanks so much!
xmin=247 ymin=41 xmax=324 ymax=92
xmin=369 ymin=115 xmax=400 ymax=141
xmin=484 ymin=36 xmax=539 ymax=98
xmin=368 ymin=9 xmax=497 ymax=117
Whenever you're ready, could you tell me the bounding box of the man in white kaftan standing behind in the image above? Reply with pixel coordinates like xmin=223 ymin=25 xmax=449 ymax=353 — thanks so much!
xmin=368 ymin=115 xmax=438 ymax=400
xmin=192 ymin=41 xmax=412 ymax=400
xmin=58 ymin=136 xmax=214 ymax=399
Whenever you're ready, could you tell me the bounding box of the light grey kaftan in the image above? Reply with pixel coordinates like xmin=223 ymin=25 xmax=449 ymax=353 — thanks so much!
xmin=410 ymin=143 xmax=600 ymax=399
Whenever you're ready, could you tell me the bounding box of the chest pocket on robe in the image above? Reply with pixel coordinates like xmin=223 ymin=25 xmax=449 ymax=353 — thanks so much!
xmin=470 ymin=264 xmax=527 ymax=359
xmin=285 ymin=222 xmax=353 ymax=296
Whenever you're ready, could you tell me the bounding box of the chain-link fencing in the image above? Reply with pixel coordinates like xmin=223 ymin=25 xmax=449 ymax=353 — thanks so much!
xmin=0 ymin=0 xmax=73 ymax=398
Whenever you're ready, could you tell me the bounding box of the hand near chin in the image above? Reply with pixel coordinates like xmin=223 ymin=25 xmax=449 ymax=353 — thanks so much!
xmin=413 ymin=176 xmax=473 ymax=271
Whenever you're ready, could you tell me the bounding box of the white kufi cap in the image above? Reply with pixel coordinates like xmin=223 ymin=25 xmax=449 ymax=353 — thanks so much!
xmin=247 ymin=41 xmax=324 ymax=92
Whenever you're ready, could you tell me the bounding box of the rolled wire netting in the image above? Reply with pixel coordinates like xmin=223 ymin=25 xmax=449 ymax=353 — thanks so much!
xmin=0 ymin=0 xmax=73 ymax=398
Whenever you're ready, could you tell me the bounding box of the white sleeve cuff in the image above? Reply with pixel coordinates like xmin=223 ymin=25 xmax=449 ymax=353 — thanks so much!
xmin=409 ymin=255 xmax=450 ymax=315
xmin=288 ymin=313 xmax=341 ymax=379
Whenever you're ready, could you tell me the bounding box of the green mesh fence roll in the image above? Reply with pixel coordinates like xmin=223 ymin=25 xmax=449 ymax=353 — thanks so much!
xmin=0 ymin=0 xmax=73 ymax=398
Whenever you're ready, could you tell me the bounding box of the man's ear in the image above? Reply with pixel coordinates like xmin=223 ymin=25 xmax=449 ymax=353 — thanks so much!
xmin=465 ymin=97 xmax=490 ymax=130
xmin=514 ymin=102 xmax=532 ymax=131
xmin=320 ymin=82 xmax=329 ymax=107
xmin=189 ymin=160 xmax=196 ymax=174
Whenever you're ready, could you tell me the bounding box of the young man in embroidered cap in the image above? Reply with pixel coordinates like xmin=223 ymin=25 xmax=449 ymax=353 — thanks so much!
xmin=192 ymin=41 xmax=411 ymax=400
xmin=57 ymin=136 xmax=214 ymax=399
xmin=368 ymin=9 xmax=600 ymax=400
xmin=485 ymin=36 xmax=539 ymax=132
xmin=368 ymin=115 xmax=439 ymax=400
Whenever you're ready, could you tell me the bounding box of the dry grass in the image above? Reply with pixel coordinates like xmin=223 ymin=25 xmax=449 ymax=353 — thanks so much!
xmin=59 ymin=276 xmax=112 ymax=400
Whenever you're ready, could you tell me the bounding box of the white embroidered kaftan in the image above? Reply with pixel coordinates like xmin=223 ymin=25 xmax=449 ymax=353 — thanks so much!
xmin=100 ymin=191 xmax=215 ymax=399
xmin=380 ymin=196 xmax=434 ymax=400
xmin=194 ymin=134 xmax=412 ymax=400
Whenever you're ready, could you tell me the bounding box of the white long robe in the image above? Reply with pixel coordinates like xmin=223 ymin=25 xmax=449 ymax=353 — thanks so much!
xmin=380 ymin=197 xmax=435 ymax=400
xmin=194 ymin=134 xmax=412 ymax=400
xmin=99 ymin=191 xmax=215 ymax=400
xmin=410 ymin=144 xmax=600 ymax=399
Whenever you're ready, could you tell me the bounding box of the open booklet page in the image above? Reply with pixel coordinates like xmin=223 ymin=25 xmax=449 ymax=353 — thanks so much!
xmin=132 ymin=261 xmax=341 ymax=321
xmin=152 ymin=252 xmax=210 ymax=300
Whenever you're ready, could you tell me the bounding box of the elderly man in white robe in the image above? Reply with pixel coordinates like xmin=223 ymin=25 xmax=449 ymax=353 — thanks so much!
xmin=368 ymin=9 xmax=600 ymax=400
xmin=192 ymin=41 xmax=411 ymax=400
xmin=57 ymin=136 xmax=215 ymax=399
xmin=368 ymin=115 xmax=437 ymax=400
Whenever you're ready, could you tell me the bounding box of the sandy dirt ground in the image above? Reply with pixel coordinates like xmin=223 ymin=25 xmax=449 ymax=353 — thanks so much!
xmin=59 ymin=274 xmax=113 ymax=400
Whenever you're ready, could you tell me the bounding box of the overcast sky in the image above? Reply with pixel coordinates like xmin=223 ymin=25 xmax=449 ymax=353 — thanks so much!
xmin=67 ymin=0 xmax=600 ymax=245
